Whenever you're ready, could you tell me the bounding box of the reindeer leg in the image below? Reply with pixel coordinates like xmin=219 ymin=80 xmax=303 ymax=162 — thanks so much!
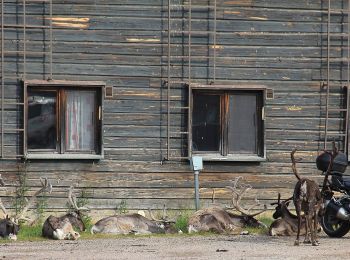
xmin=303 ymin=215 xmax=312 ymax=244
xmin=294 ymin=202 xmax=301 ymax=246
xmin=303 ymin=214 xmax=311 ymax=244
xmin=314 ymin=212 xmax=319 ymax=244
xmin=312 ymin=212 xmax=319 ymax=246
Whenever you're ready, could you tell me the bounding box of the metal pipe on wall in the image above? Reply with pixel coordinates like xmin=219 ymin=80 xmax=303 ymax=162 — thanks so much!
xmin=1 ymin=0 xmax=4 ymax=157
xmin=166 ymin=0 xmax=171 ymax=160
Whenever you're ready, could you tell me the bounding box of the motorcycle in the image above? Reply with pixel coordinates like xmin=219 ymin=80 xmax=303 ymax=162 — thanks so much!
xmin=317 ymin=148 xmax=350 ymax=237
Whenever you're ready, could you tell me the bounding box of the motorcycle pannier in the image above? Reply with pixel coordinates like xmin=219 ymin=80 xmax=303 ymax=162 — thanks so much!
xmin=316 ymin=151 xmax=348 ymax=173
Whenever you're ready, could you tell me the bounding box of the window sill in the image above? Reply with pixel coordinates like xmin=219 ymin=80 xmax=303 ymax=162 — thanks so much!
xmin=24 ymin=153 xmax=103 ymax=160
xmin=193 ymin=153 xmax=266 ymax=162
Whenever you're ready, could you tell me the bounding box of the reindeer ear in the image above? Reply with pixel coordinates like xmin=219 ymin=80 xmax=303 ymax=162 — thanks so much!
xmin=70 ymin=211 xmax=79 ymax=218
xmin=285 ymin=201 xmax=290 ymax=207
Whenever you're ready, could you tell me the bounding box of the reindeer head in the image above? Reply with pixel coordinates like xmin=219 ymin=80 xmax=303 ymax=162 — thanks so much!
xmin=65 ymin=211 xmax=86 ymax=232
xmin=3 ymin=216 xmax=19 ymax=240
xmin=225 ymin=176 xmax=267 ymax=228
xmin=0 ymin=175 xmax=52 ymax=227
xmin=271 ymin=193 xmax=291 ymax=219
xmin=67 ymin=186 xmax=89 ymax=232
xmin=148 ymin=205 xmax=177 ymax=233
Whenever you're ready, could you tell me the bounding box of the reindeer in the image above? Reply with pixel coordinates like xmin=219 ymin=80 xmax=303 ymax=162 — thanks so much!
xmin=0 ymin=174 xmax=18 ymax=240
xmin=42 ymin=186 xmax=88 ymax=240
xmin=0 ymin=216 xmax=19 ymax=240
xmin=188 ymin=177 xmax=267 ymax=234
xmin=0 ymin=174 xmax=52 ymax=240
xmin=91 ymin=205 xmax=176 ymax=235
xmin=269 ymin=193 xmax=307 ymax=236
xmin=291 ymin=149 xmax=323 ymax=246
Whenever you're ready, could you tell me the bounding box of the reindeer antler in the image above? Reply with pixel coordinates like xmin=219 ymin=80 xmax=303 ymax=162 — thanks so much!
xmin=16 ymin=177 xmax=52 ymax=222
xmin=148 ymin=204 xmax=176 ymax=223
xmin=226 ymin=176 xmax=267 ymax=217
xmin=0 ymin=174 xmax=8 ymax=217
xmin=68 ymin=186 xmax=89 ymax=212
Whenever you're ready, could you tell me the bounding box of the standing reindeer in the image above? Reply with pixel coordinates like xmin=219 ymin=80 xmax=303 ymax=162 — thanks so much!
xmin=269 ymin=193 xmax=322 ymax=236
xmin=188 ymin=176 xmax=267 ymax=234
xmin=0 ymin=174 xmax=52 ymax=240
xmin=291 ymin=149 xmax=323 ymax=246
xmin=42 ymin=186 xmax=88 ymax=240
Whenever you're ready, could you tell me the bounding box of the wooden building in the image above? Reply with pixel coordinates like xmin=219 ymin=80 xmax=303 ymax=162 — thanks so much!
xmin=0 ymin=0 xmax=350 ymax=215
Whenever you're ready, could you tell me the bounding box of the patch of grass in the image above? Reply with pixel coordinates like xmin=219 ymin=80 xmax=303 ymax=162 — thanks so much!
xmin=243 ymin=215 xmax=273 ymax=235
xmin=258 ymin=216 xmax=274 ymax=228
xmin=174 ymin=213 xmax=190 ymax=233
xmin=17 ymin=225 xmax=46 ymax=242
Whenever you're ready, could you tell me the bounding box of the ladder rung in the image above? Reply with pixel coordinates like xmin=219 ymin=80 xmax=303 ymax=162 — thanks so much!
xmin=329 ymin=9 xmax=350 ymax=14
xmin=25 ymin=0 xmax=51 ymax=2
xmin=1 ymin=24 xmax=51 ymax=29
xmin=1 ymin=129 xmax=25 ymax=132
xmin=324 ymin=82 xmax=350 ymax=86
xmin=170 ymin=106 xmax=189 ymax=109
xmin=0 ymin=156 xmax=24 ymax=159
xmin=168 ymin=81 xmax=188 ymax=84
xmin=4 ymin=51 xmax=51 ymax=55
xmin=326 ymin=133 xmax=347 ymax=137
xmin=166 ymin=30 xmax=215 ymax=35
xmin=3 ymin=102 xmax=25 ymax=105
xmin=165 ymin=156 xmax=189 ymax=160
xmin=168 ymin=5 xmax=216 ymax=9
xmin=170 ymin=131 xmax=189 ymax=134
xmin=328 ymin=108 xmax=348 ymax=112
xmin=328 ymin=33 xmax=350 ymax=38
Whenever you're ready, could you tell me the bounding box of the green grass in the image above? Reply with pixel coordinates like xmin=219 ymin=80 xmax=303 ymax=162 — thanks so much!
xmin=17 ymin=225 xmax=46 ymax=242
xmin=0 ymin=214 xmax=275 ymax=243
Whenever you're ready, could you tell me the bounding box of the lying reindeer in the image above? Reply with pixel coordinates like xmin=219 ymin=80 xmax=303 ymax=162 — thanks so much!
xmin=0 ymin=216 xmax=19 ymax=240
xmin=91 ymin=206 xmax=176 ymax=235
xmin=42 ymin=186 xmax=88 ymax=240
xmin=0 ymin=175 xmax=51 ymax=240
xmin=269 ymin=193 xmax=308 ymax=236
xmin=188 ymin=177 xmax=267 ymax=234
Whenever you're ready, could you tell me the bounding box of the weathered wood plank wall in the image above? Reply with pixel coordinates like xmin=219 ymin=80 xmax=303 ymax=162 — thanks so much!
xmin=0 ymin=0 xmax=349 ymax=215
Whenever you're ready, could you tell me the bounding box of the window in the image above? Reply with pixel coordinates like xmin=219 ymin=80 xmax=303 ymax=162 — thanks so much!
xmin=24 ymin=80 xmax=104 ymax=159
xmin=189 ymin=84 xmax=266 ymax=161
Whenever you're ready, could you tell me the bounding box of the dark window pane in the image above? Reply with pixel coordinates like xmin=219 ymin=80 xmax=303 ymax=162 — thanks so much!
xmin=228 ymin=93 xmax=257 ymax=154
xmin=28 ymin=91 xmax=57 ymax=149
xmin=65 ymin=90 xmax=96 ymax=151
xmin=192 ymin=93 xmax=220 ymax=151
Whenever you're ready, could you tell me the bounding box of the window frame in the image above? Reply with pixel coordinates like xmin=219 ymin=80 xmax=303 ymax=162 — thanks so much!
xmin=23 ymin=80 xmax=105 ymax=160
xmin=189 ymin=84 xmax=267 ymax=162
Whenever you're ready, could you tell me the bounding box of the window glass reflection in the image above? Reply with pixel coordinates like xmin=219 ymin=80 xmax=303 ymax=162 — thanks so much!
xmin=192 ymin=93 xmax=220 ymax=151
xmin=28 ymin=91 xmax=57 ymax=149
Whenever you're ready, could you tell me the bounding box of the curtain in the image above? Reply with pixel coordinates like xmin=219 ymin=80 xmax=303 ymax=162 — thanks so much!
xmin=66 ymin=90 xmax=96 ymax=151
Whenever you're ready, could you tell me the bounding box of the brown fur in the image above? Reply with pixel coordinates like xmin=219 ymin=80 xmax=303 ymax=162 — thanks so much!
xmin=188 ymin=207 xmax=264 ymax=234
xmin=91 ymin=213 xmax=169 ymax=235
xmin=42 ymin=211 xmax=85 ymax=240
xmin=291 ymin=149 xmax=323 ymax=246
xmin=269 ymin=198 xmax=308 ymax=236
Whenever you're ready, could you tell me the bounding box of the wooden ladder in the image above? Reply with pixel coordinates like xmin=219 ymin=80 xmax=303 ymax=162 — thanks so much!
xmin=0 ymin=0 xmax=53 ymax=159
xmin=324 ymin=0 xmax=350 ymax=156
xmin=165 ymin=0 xmax=218 ymax=160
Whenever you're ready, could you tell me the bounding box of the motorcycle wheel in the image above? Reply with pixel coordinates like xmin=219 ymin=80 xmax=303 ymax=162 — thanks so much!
xmin=321 ymin=208 xmax=350 ymax=237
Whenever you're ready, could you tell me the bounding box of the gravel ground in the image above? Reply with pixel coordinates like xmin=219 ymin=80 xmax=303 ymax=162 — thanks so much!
xmin=0 ymin=233 xmax=349 ymax=260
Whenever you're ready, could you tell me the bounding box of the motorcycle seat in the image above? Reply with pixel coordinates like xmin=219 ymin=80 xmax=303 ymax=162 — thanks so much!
xmin=342 ymin=176 xmax=350 ymax=189
xmin=331 ymin=175 xmax=350 ymax=191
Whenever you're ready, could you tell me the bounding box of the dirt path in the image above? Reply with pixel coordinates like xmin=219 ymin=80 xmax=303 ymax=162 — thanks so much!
xmin=0 ymin=233 xmax=349 ymax=260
